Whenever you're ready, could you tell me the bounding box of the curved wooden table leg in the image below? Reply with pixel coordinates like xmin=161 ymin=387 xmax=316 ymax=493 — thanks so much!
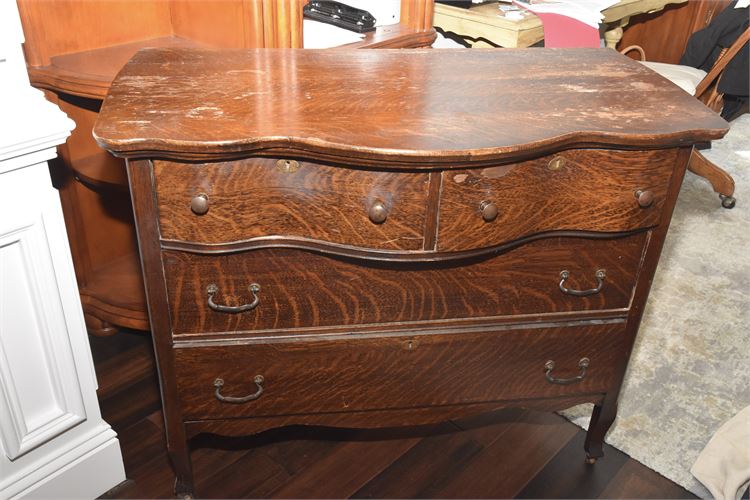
xmin=688 ymin=149 xmax=736 ymax=207
xmin=584 ymin=399 xmax=618 ymax=464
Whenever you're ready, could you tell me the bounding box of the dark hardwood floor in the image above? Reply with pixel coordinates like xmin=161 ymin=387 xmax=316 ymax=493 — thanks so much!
xmin=92 ymin=330 xmax=696 ymax=499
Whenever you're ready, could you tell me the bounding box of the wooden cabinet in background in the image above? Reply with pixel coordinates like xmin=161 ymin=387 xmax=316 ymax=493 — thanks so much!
xmin=15 ymin=0 xmax=436 ymax=336
xmin=619 ymin=0 xmax=733 ymax=63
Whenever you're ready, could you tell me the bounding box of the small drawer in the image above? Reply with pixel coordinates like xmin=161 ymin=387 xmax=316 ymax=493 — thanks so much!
xmin=154 ymin=158 xmax=429 ymax=250
xmin=173 ymin=322 xmax=626 ymax=420
xmin=163 ymin=232 xmax=647 ymax=336
xmin=437 ymin=149 xmax=677 ymax=251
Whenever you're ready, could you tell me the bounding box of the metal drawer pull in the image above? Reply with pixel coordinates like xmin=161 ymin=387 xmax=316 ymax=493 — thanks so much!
xmin=214 ymin=375 xmax=264 ymax=403
xmin=545 ymin=358 xmax=590 ymax=385
xmin=207 ymin=283 xmax=261 ymax=313
xmin=559 ymin=269 xmax=606 ymax=297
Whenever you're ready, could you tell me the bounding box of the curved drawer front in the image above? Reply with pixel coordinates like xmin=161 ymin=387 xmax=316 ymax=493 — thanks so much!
xmin=154 ymin=158 xmax=429 ymax=250
xmin=174 ymin=322 xmax=625 ymax=420
xmin=163 ymin=232 xmax=647 ymax=336
xmin=437 ymin=149 xmax=677 ymax=251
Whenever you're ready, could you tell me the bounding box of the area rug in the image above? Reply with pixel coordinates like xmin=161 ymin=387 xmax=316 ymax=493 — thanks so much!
xmin=561 ymin=113 xmax=750 ymax=498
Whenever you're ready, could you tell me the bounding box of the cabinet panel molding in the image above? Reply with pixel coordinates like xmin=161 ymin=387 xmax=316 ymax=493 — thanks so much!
xmin=0 ymin=178 xmax=86 ymax=460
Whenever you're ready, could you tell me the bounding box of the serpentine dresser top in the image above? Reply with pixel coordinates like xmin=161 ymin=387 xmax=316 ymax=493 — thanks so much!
xmin=94 ymin=47 xmax=727 ymax=497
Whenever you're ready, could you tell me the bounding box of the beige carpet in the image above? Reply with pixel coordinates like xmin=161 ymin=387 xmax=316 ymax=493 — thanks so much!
xmin=562 ymin=113 xmax=750 ymax=498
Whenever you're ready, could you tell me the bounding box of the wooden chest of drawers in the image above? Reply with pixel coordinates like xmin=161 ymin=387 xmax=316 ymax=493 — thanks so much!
xmin=94 ymin=47 xmax=727 ymax=497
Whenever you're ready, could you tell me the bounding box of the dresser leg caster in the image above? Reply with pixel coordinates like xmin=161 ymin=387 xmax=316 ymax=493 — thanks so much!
xmin=585 ymin=455 xmax=598 ymax=465
xmin=720 ymin=194 xmax=736 ymax=209
xmin=174 ymin=477 xmax=194 ymax=499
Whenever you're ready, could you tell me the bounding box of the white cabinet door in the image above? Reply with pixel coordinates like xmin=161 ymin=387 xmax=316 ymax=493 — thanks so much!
xmin=0 ymin=1 xmax=125 ymax=498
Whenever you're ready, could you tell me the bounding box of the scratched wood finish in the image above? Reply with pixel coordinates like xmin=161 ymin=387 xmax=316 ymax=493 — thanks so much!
xmin=154 ymin=158 xmax=428 ymax=249
xmin=163 ymin=233 xmax=646 ymax=335
xmin=174 ymin=322 xmax=625 ymax=420
xmin=93 ymin=48 xmax=731 ymax=497
xmin=438 ymin=149 xmax=675 ymax=251
xmin=93 ymin=48 xmax=728 ymax=163
xmin=18 ymin=1 xmax=435 ymax=339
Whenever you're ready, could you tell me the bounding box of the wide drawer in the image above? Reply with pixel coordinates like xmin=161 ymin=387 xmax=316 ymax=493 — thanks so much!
xmin=154 ymin=158 xmax=430 ymax=250
xmin=163 ymin=232 xmax=647 ymax=336
xmin=173 ymin=322 xmax=626 ymax=420
xmin=437 ymin=149 xmax=677 ymax=251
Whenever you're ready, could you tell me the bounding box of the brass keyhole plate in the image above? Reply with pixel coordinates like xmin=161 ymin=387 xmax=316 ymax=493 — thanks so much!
xmin=548 ymin=157 xmax=566 ymax=171
xmin=276 ymin=159 xmax=300 ymax=173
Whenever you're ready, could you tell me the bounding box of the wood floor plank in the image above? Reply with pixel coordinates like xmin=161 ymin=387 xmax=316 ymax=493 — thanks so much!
xmin=195 ymin=448 xmax=290 ymax=499
xmin=99 ymin=375 xmax=161 ymax=431
xmin=267 ymin=426 xmax=445 ymax=499
xmin=259 ymin=426 xmax=361 ymax=476
xmin=431 ymin=410 xmax=579 ymax=498
xmin=351 ymin=426 xmax=486 ymax=498
xmin=450 ymin=407 xmax=529 ymax=446
xmin=117 ymin=414 xmax=167 ymax=472
xmin=516 ymin=430 xmax=628 ymax=499
xmin=598 ymin=459 xmax=697 ymax=499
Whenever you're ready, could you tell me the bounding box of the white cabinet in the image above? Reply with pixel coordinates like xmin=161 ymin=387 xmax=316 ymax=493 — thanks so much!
xmin=0 ymin=2 xmax=125 ymax=498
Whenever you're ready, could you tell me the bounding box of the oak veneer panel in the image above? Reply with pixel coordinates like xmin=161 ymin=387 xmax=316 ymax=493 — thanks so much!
xmin=93 ymin=48 xmax=728 ymax=163
xmin=163 ymin=233 xmax=646 ymax=335
xmin=438 ymin=149 xmax=676 ymax=251
xmin=154 ymin=158 xmax=429 ymax=249
xmin=173 ymin=322 xmax=625 ymax=420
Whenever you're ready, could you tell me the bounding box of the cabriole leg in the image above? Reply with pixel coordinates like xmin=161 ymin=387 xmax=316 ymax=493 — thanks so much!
xmin=583 ymin=400 xmax=618 ymax=464
xmin=168 ymin=439 xmax=194 ymax=499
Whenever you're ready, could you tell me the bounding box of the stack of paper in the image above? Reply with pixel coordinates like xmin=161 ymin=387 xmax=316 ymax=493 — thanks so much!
xmin=514 ymin=0 xmax=619 ymax=28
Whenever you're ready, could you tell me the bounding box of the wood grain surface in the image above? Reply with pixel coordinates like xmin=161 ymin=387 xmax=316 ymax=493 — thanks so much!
xmin=438 ymin=149 xmax=675 ymax=251
xmin=154 ymin=158 xmax=428 ymax=249
xmin=93 ymin=48 xmax=728 ymax=163
xmin=173 ymin=321 xmax=625 ymax=420
xmin=163 ymin=233 xmax=646 ymax=335
xmin=95 ymin=47 xmax=714 ymax=496
xmin=182 ymin=394 xmax=603 ymax=439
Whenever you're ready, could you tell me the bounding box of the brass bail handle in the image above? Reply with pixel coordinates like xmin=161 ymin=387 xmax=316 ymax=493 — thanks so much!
xmin=214 ymin=375 xmax=265 ymax=404
xmin=207 ymin=283 xmax=261 ymax=313
xmin=544 ymin=358 xmax=590 ymax=385
xmin=559 ymin=269 xmax=606 ymax=297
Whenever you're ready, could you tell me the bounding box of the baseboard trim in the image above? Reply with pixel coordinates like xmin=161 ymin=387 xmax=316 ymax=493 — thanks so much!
xmin=2 ymin=426 xmax=125 ymax=499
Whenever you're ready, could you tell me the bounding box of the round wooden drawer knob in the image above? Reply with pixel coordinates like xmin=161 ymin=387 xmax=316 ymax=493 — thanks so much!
xmin=368 ymin=200 xmax=388 ymax=224
xmin=190 ymin=193 xmax=210 ymax=215
xmin=480 ymin=201 xmax=499 ymax=222
xmin=635 ymin=189 xmax=655 ymax=208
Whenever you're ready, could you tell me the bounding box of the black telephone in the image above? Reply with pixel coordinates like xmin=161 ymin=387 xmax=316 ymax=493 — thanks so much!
xmin=303 ymin=1 xmax=377 ymax=33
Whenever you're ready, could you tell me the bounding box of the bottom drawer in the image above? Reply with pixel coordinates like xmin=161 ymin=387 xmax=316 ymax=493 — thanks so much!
xmin=174 ymin=322 xmax=627 ymax=420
